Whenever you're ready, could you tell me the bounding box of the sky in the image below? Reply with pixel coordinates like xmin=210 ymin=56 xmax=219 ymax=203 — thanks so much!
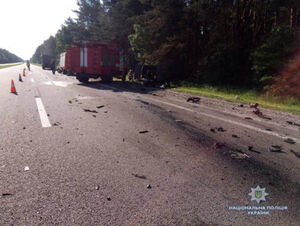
xmin=0 ymin=0 xmax=79 ymax=60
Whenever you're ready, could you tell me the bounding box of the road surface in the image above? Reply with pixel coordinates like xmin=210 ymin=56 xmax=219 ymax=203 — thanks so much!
xmin=0 ymin=64 xmax=299 ymax=225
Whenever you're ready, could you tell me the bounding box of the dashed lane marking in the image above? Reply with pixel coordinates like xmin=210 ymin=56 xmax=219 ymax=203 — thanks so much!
xmin=35 ymin=98 xmax=51 ymax=128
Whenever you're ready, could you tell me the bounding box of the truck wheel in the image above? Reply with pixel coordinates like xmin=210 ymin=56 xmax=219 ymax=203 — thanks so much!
xmin=101 ymin=75 xmax=112 ymax=82
xmin=78 ymin=77 xmax=89 ymax=83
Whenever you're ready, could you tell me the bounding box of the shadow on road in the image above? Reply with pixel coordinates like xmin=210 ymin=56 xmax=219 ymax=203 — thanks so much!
xmin=77 ymin=80 xmax=163 ymax=94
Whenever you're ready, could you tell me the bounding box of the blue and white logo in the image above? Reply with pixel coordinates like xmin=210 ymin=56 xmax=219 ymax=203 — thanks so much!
xmin=248 ymin=185 xmax=269 ymax=204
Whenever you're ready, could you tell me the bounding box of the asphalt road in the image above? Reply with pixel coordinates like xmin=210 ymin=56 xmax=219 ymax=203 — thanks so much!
xmin=0 ymin=64 xmax=299 ymax=225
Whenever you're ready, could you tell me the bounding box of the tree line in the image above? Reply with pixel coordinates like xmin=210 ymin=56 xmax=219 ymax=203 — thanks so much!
xmin=31 ymin=0 xmax=300 ymax=88
xmin=0 ymin=48 xmax=23 ymax=64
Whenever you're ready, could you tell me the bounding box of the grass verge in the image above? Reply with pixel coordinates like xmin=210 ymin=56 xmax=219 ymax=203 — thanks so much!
xmin=0 ymin=63 xmax=22 ymax=70
xmin=173 ymin=84 xmax=300 ymax=114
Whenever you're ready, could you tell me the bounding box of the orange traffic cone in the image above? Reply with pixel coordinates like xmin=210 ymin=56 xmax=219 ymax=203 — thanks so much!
xmin=10 ymin=80 xmax=17 ymax=93
xmin=23 ymin=68 xmax=26 ymax=77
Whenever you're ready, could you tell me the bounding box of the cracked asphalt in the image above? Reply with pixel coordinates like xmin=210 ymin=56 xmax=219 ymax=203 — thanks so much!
xmin=0 ymin=64 xmax=299 ymax=225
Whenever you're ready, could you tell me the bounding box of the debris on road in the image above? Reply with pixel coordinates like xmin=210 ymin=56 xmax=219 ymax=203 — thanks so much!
xmin=23 ymin=127 xmax=26 ymax=130
xmin=214 ymin=142 xmax=225 ymax=149
xmin=238 ymin=104 xmax=244 ymax=107
xmin=210 ymin=128 xmax=216 ymax=133
xmin=232 ymin=134 xmax=239 ymax=138
xmin=68 ymin=100 xmax=72 ymax=104
xmin=53 ymin=122 xmax=61 ymax=126
xmin=217 ymin=127 xmax=226 ymax=132
xmin=132 ymin=173 xmax=147 ymax=179
xmin=1 ymin=193 xmax=12 ymax=197
xmin=269 ymin=145 xmax=284 ymax=153
xmin=147 ymin=184 xmax=152 ymax=189
xmin=248 ymin=146 xmax=261 ymax=154
xmin=266 ymin=128 xmax=272 ymax=131
xmin=24 ymin=166 xmax=29 ymax=171
xmin=83 ymin=109 xmax=98 ymax=113
xmin=139 ymin=130 xmax=149 ymax=134
xmin=250 ymin=103 xmax=259 ymax=108
xmin=290 ymin=150 xmax=300 ymax=158
xmin=187 ymin=97 xmax=200 ymax=104
xmin=287 ymin=121 xmax=300 ymax=127
xmin=229 ymin=150 xmax=250 ymax=160
xmin=92 ymin=115 xmax=97 ymax=118
xmin=284 ymin=138 xmax=295 ymax=144
xmin=104 ymin=111 xmax=108 ymax=113
xmin=245 ymin=117 xmax=253 ymax=120
xmin=97 ymin=105 xmax=104 ymax=109
xmin=107 ymin=197 xmax=111 ymax=201
xmin=95 ymin=185 xmax=100 ymax=190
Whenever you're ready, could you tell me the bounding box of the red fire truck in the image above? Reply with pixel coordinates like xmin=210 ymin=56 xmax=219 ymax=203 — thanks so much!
xmin=58 ymin=41 xmax=123 ymax=83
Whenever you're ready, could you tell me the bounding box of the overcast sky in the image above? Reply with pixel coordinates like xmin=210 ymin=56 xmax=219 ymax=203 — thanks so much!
xmin=0 ymin=0 xmax=79 ymax=60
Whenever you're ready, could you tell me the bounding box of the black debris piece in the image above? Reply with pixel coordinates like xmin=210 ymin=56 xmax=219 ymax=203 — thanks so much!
xmin=92 ymin=115 xmax=97 ymax=118
xmin=284 ymin=138 xmax=295 ymax=144
xmin=53 ymin=122 xmax=61 ymax=126
xmin=97 ymin=105 xmax=104 ymax=109
xmin=248 ymin=147 xmax=261 ymax=154
xmin=68 ymin=100 xmax=72 ymax=104
xmin=139 ymin=130 xmax=149 ymax=134
xmin=83 ymin=109 xmax=98 ymax=113
xmin=210 ymin=128 xmax=216 ymax=133
xmin=187 ymin=97 xmax=200 ymax=103
xmin=245 ymin=117 xmax=253 ymax=120
xmin=217 ymin=127 xmax=226 ymax=132
xmin=2 ymin=193 xmax=12 ymax=197
xmin=239 ymin=104 xmax=244 ymax=107
xmin=266 ymin=128 xmax=272 ymax=131
xmin=132 ymin=173 xmax=147 ymax=180
xmin=107 ymin=197 xmax=111 ymax=201
xmin=287 ymin=121 xmax=300 ymax=127
xmin=23 ymin=127 xmax=26 ymax=130
xmin=147 ymin=184 xmax=152 ymax=189
xmin=214 ymin=142 xmax=225 ymax=149
xmin=232 ymin=134 xmax=239 ymax=138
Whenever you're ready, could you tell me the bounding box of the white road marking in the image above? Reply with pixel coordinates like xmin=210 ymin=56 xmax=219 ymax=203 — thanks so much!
xmin=143 ymin=96 xmax=300 ymax=143
xmin=31 ymin=78 xmax=35 ymax=83
xmin=100 ymin=84 xmax=300 ymax=143
xmin=35 ymin=98 xmax=51 ymax=128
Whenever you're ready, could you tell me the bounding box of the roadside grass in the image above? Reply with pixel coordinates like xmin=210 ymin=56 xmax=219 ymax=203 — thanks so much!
xmin=0 ymin=63 xmax=22 ymax=70
xmin=173 ymin=84 xmax=300 ymax=114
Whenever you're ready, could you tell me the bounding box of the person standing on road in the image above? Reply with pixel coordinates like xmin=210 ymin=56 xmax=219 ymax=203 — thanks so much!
xmin=26 ymin=60 xmax=30 ymax=71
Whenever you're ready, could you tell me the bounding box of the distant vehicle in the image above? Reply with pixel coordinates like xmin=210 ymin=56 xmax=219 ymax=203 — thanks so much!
xmin=134 ymin=64 xmax=162 ymax=86
xmin=57 ymin=41 xmax=124 ymax=83
xmin=42 ymin=54 xmax=55 ymax=71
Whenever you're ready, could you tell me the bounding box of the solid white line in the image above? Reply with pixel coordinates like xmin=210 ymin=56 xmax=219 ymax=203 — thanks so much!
xmin=35 ymin=98 xmax=51 ymax=128
xmin=100 ymin=84 xmax=300 ymax=143
xmin=31 ymin=78 xmax=34 ymax=83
